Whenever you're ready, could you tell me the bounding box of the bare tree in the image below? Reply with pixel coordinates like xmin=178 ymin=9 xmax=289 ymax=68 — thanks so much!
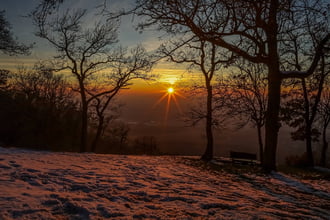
xmin=135 ymin=0 xmax=330 ymax=171
xmin=11 ymin=64 xmax=76 ymax=110
xmin=227 ymin=60 xmax=267 ymax=163
xmin=0 ymin=10 xmax=30 ymax=55
xmin=160 ymin=38 xmax=233 ymax=160
xmin=0 ymin=69 xmax=10 ymax=90
xmin=280 ymin=14 xmax=330 ymax=166
xmin=107 ymin=120 xmax=130 ymax=152
xmin=286 ymin=71 xmax=329 ymax=166
xmin=32 ymin=4 xmax=152 ymax=152
xmin=295 ymin=51 xmax=330 ymax=167
xmin=32 ymin=7 xmax=116 ymax=152
xmin=133 ymin=136 xmax=158 ymax=155
xmin=89 ymin=46 xmax=151 ymax=152
xmin=281 ymin=76 xmax=324 ymax=166
xmin=318 ymin=85 xmax=330 ymax=167
xmin=2 ymin=64 xmax=81 ymax=149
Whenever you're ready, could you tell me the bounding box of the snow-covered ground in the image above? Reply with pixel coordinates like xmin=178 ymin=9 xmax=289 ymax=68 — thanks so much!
xmin=0 ymin=147 xmax=329 ymax=219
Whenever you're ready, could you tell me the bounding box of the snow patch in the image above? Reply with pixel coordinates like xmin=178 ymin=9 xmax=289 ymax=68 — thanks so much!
xmin=0 ymin=147 xmax=329 ymax=219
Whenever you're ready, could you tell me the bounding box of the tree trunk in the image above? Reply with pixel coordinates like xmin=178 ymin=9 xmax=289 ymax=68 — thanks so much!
xmin=257 ymin=125 xmax=264 ymax=164
xmin=79 ymin=81 xmax=88 ymax=153
xmin=262 ymin=0 xmax=281 ymax=172
xmin=305 ymin=123 xmax=314 ymax=166
xmin=91 ymin=115 xmax=104 ymax=153
xmin=263 ymin=69 xmax=281 ymax=172
xmin=80 ymin=101 xmax=88 ymax=152
xmin=201 ymin=83 xmax=213 ymax=161
xmin=301 ymin=79 xmax=314 ymax=167
xmin=320 ymin=125 xmax=328 ymax=167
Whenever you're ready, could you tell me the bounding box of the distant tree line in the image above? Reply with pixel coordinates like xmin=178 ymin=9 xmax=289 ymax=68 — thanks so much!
xmin=0 ymin=66 xmax=160 ymax=155
xmin=0 ymin=66 xmax=81 ymax=151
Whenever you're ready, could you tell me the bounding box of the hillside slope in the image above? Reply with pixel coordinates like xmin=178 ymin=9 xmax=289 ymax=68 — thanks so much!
xmin=0 ymin=147 xmax=329 ymax=219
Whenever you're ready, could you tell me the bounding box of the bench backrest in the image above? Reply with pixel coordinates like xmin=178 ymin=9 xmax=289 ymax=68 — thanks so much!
xmin=230 ymin=151 xmax=257 ymax=160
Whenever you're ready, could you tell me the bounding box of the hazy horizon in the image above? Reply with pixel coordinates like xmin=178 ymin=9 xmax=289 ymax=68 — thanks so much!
xmin=118 ymin=91 xmax=321 ymax=165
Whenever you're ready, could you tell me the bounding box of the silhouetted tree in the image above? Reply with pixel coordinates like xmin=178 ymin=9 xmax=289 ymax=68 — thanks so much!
xmin=227 ymin=60 xmax=267 ymax=163
xmin=0 ymin=64 xmax=80 ymax=149
xmin=281 ymin=80 xmax=322 ymax=166
xmin=0 ymin=69 xmax=12 ymax=143
xmin=133 ymin=136 xmax=158 ymax=155
xmin=135 ymin=0 xmax=330 ymax=171
xmin=318 ymin=86 xmax=330 ymax=167
xmin=0 ymin=69 xmax=10 ymax=90
xmin=107 ymin=120 xmax=130 ymax=152
xmin=160 ymin=38 xmax=233 ymax=160
xmin=89 ymin=46 xmax=152 ymax=152
xmin=32 ymin=4 xmax=152 ymax=152
xmin=281 ymin=24 xmax=330 ymax=166
xmin=32 ymin=7 xmax=117 ymax=152
xmin=0 ymin=11 xmax=30 ymax=55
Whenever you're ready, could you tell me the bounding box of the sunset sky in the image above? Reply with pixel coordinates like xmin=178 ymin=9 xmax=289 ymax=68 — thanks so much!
xmin=0 ymin=0 xmax=210 ymax=154
xmin=0 ymin=0 xmax=304 ymax=160
xmin=0 ymin=0 xmax=191 ymax=87
xmin=0 ymin=1 xmax=193 ymax=104
xmin=0 ymin=0 xmax=201 ymax=109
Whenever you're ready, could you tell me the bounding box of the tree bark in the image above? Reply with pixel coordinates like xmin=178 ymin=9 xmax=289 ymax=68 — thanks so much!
xmin=263 ymin=0 xmax=281 ymax=172
xmin=80 ymin=101 xmax=88 ymax=153
xmin=321 ymin=124 xmax=328 ymax=167
xmin=79 ymin=81 xmax=88 ymax=153
xmin=257 ymin=125 xmax=264 ymax=164
xmin=91 ymin=115 xmax=104 ymax=153
xmin=263 ymin=67 xmax=281 ymax=172
xmin=305 ymin=124 xmax=314 ymax=166
xmin=201 ymin=82 xmax=213 ymax=161
xmin=301 ymin=79 xmax=314 ymax=166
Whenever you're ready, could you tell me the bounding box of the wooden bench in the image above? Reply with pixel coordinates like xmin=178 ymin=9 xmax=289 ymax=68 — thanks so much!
xmin=230 ymin=151 xmax=257 ymax=165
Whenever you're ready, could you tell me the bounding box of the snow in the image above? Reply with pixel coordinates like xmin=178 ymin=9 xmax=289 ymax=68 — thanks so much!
xmin=0 ymin=147 xmax=329 ymax=219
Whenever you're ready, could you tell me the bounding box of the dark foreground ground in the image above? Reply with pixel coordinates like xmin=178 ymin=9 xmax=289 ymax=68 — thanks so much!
xmin=0 ymin=147 xmax=329 ymax=219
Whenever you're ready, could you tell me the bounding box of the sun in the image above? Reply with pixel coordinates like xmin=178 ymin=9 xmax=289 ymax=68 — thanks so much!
xmin=153 ymin=85 xmax=185 ymax=126
xmin=167 ymin=87 xmax=174 ymax=94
